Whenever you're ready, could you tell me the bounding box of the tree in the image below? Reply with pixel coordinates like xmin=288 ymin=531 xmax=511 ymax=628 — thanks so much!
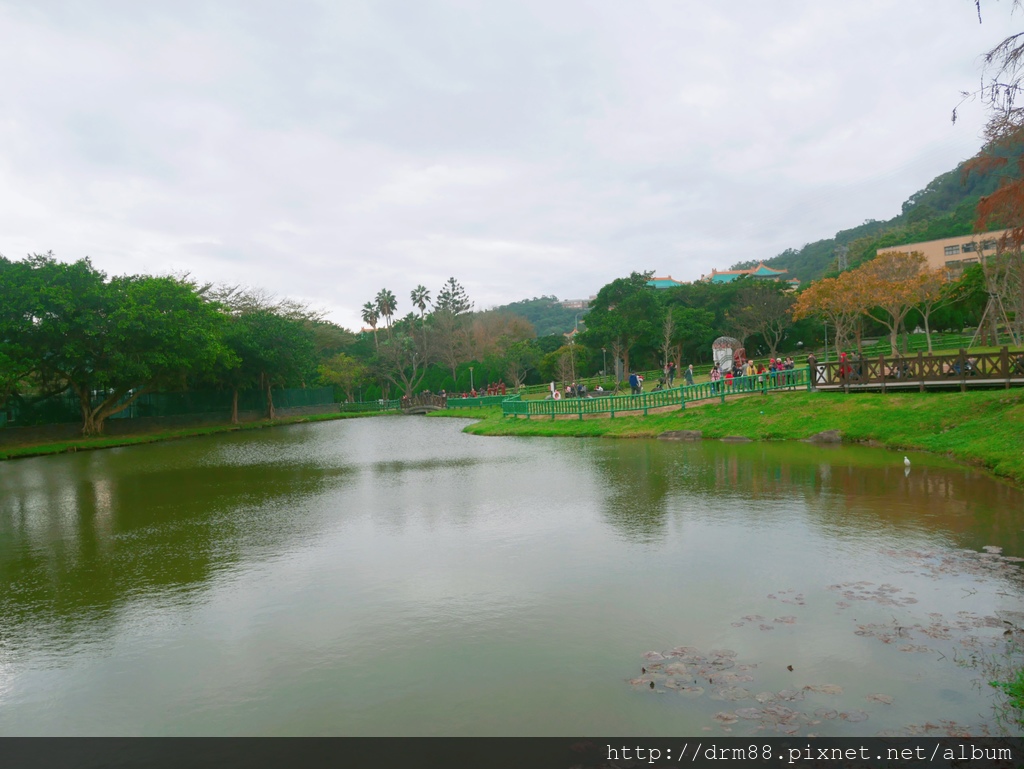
xmin=411 ymin=285 xmax=431 ymax=318
xmin=959 ymin=3 xmax=1024 ymax=346
xmin=411 ymin=284 xmax=431 ymax=357
xmin=729 ymin=284 xmax=795 ymax=358
xmin=791 ymin=271 xmax=867 ymax=355
xmin=317 ymin=353 xmax=368 ymax=403
xmin=858 ymin=251 xmax=927 ymax=354
xmin=501 ymin=340 xmax=539 ymax=388
xmin=227 ymin=309 xmax=317 ymax=420
xmin=432 ymin=277 xmax=473 ymax=380
xmin=361 ymin=302 xmax=380 ymax=350
xmin=581 ymin=271 xmax=658 ymax=378
xmin=375 ymin=289 xmax=397 ymax=335
xmin=18 ymin=256 xmax=229 ymax=435
xmin=914 ymin=267 xmax=951 ymax=352
xmin=0 ymin=255 xmax=49 ymax=407
xmin=669 ymin=307 xmax=716 ymax=364
xmin=435 ymin=277 xmax=472 ymax=314
xmin=376 ymin=330 xmax=429 ymax=396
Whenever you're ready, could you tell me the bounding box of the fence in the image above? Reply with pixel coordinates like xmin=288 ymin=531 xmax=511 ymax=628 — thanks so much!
xmin=2 ymin=387 xmax=336 ymax=428
xmin=815 ymin=347 xmax=1024 ymax=392
xmin=502 ymin=368 xmax=809 ymax=419
xmin=446 ymin=394 xmax=511 ymax=409
xmin=338 ymin=400 xmax=401 ymax=413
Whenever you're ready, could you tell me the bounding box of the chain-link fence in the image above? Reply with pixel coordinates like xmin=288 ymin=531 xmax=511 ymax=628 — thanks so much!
xmin=1 ymin=387 xmax=335 ymax=428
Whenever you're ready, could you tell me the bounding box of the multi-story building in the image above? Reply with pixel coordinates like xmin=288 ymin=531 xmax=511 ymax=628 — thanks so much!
xmin=876 ymin=229 xmax=1010 ymax=277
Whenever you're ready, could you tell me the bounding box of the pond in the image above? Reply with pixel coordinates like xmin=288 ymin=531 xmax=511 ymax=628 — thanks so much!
xmin=0 ymin=416 xmax=1022 ymax=736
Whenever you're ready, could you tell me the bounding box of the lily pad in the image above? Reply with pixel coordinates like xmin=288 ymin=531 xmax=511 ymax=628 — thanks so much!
xmin=804 ymin=684 xmax=843 ymax=695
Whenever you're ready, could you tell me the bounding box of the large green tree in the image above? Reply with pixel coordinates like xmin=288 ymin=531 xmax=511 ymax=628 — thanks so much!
xmin=225 ymin=309 xmax=317 ymax=420
xmin=580 ymin=271 xmax=658 ymax=379
xmin=15 ymin=256 xmax=228 ymax=435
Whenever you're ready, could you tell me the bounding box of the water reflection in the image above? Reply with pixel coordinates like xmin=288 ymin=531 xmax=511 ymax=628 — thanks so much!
xmin=591 ymin=439 xmax=1024 ymax=556
xmin=0 ymin=418 xmax=1022 ymax=736
xmin=0 ymin=452 xmax=355 ymax=653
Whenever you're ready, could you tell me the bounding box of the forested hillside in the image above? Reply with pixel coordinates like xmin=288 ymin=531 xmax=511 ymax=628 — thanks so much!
xmin=731 ymin=141 xmax=1024 ymax=282
xmin=490 ymin=296 xmax=588 ymax=336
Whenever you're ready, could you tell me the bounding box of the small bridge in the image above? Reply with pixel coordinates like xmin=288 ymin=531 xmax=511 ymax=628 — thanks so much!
xmin=401 ymin=393 xmax=448 ymax=414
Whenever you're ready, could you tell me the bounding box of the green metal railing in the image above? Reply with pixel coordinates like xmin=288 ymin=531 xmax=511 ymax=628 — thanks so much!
xmin=446 ymin=394 xmax=511 ymax=409
xmin=502 ymin=367 xmax=810 ymax=419
xmin=338 ymin=399 xmax=401 ymax=413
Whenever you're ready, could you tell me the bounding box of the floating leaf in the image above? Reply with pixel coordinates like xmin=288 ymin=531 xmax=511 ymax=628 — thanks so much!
xmin=711 ymin=686 xmax=751 ymax=702
xmin=713 ymin=712 xmax=738 ymax=724
xmin=676 ymin=685 xmax=705 ymax=697
xmin=866 ymin=693 xmax=894 ymax=704
xmin=735 ymin=707 xmax=763 ymax=720
xmin=642 ymin=651 xmax=665 ymax=661
xmin=840 ymin=710 xmax=869 ymax=723
xmin=804 ymin=684 xmax=843 ymax=695
xmin=814 ymin=708 xmax=838 ymax=720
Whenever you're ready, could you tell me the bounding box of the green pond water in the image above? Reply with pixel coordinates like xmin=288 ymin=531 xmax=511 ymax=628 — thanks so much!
xmin=0 ymin=416 xmax=1022 ymax=736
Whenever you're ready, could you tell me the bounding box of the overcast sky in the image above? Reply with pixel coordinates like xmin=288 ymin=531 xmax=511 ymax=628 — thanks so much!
xmin=0 ymin=1 xmax=1014 ymax=329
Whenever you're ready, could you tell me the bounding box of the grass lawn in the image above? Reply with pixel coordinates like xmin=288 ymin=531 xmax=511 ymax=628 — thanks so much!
xmin=443 ymin=388 xmax=1024 ymax=487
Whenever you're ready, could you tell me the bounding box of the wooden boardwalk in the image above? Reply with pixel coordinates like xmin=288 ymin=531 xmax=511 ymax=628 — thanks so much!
xmin=813 ymin=346 xmax=1024 ymax=393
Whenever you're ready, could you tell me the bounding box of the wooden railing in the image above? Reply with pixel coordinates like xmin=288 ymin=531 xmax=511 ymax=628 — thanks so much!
xmin=400 ymin=393 xmax=448 ymax=412
xmin=815 ymin=346 xmax=1024 ymax=392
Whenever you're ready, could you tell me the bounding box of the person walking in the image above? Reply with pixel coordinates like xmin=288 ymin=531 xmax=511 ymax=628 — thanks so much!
xmin=806 ymin=352 xmax=818 ymax=390
xmin=668 ymin=361 xmax=676 ymax=386
xmin=629 ymin=371 xmax=640 ymax=395
xmin=684 ymin=364 xmax=694 ymax=386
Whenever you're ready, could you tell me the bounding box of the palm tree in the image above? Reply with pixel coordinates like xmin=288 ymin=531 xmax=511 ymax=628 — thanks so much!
xmin=375 ymin=289 xmax=397 ymax=336
xmin=411 ymin=285 xmax=431 ymax=318
xmin=411 ymin=284 xmax=431 ymax=356
xmin=361 ymin=301 xmax=379 ymax=350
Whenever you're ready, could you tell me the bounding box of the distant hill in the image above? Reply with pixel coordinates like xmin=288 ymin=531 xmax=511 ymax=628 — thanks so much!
xmin=731 ymin=141 xmax=1024 ymax=282
xmin=489 ymin=296 xmax=588 ymax=337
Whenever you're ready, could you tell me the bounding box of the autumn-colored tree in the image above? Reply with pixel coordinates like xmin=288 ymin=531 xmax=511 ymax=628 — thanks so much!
xmin=791 ymin=270 xmax=867 ymax=356
xmin=962 ymin=2 xmax=1024 ymax=345
xmin=857 ymin=251 xmax=927 ymax=354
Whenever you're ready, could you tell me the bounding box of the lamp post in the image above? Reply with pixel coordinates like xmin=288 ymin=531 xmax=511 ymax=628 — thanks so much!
xmin=823 ymin=321 xmax=829 ymax=363
xmin=602 ymin=347 xmax=607 ymax=377
xmin=469 ymin=366 xmax=474 ymax=393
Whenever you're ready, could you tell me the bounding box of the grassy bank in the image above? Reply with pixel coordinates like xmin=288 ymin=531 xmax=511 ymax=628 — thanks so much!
xmin=454 ymin=389 xmax=1024 ymax=486
xmin=0 ymin=410 xmax=386 ymax=462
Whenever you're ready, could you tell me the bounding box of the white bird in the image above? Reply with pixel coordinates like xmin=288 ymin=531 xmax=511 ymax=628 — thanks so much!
xmin=904 ymin=456 xmax=911 ymax=467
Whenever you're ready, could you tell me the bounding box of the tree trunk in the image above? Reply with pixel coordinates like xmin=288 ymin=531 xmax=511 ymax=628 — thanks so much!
xmin=264 ymin=379 xmax=275 ymax=420
xmin=231 ymin=388 xmax=239 ymax=424
xmin=78 ymin=387 xmax=102 ymax=437
xmin=923 ymin=311 xmax=933 ymax=353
